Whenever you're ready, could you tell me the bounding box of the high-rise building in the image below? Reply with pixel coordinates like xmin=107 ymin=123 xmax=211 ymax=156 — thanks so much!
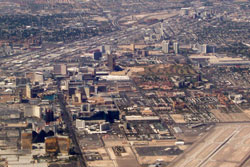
xmin=99 ymin=45 xmax=105 ymax=53
xmin=15 ymin=77 xmax=28 ymax=86
xmin=173 ymin=42 xmax=179 ymax=54
xmin=57 ymin=136 xmax=70 ymax=155
xmin=181 ymin=8 xmax=190 ymax=16
xmin=73 ymin=88 xmax=83 ymax=103
xmin=200 ymin=44 xmax=207 ymax=54
xmin=34 ymin=72 xmax=44 ymax=84
xmin=60 ymin=80 xmax=69 ymax=91
xmin=45 ymin=136 xmax=70 ymax=155
xmin=105 ymin=45 xmax=112 ymax=54
xmin=100 ymin=45 xmax=112 ymax=54
xmin=53 ymin=64 xmax=67 ymax=75
xmin=82 ymin=103 xmax=91 ymax=112
xmin=162 ymin=40 xmax=169 ymax=53
xmin=26 ymin=84 xmax=32 ymax=99
xmin=76 ymin=119 xmax=85 ymax=130
xmin=24 ymin=105 xmax=41 ymax=118
xmin=100 ymin=122 xmax=110 ymax=132
xmin=130 ymin=43 xmax=135 ymax=52
xmin=84 ymin=86 xmax=90 ymax=99
xmin=141 ymin=50 xmax=148 ymax=57
xmin=45 ymin=109 xmax=54 ymax=124
xmin=107 ymin=54 xmax=115 ymax=71
xmin=207 ymin=45 xmax=216 ymax=53
xmin=160 ymin=23 xmax=164 ymax=37
xmin=21 ymin=132 xmax=32 ymax=151
xmin=25 ymin=72 xmax=35 ymax=83
xmin=45 ymin=137 xmax=58 ymax=153
xmin=94 ymin=84 xmax=98 ymax=95
xmin=94 ymin=51 xmax=102 ymax=60
xmin=196 ymin=43 xmax=215 ymax=53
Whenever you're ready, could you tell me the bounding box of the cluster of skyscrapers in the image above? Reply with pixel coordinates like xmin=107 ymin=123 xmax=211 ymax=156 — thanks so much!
xmin=162 ymin=40 xmax=179 ymax=54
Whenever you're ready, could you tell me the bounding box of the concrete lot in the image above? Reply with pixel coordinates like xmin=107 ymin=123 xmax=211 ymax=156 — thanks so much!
xmin=168 ymin=123 xmax=250 ymax=167
xmin=210 ymin=109 xmax=250 ymax=122
xmin=170 ymin=114 xmax=186 ymax=123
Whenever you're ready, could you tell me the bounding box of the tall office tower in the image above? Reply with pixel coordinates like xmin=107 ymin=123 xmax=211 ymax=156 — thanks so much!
xmin=54 ymin=64 xmax=67 ymax=75
xmin=162 ymin=40 xmax=169 ymax=53
xmin=21 ymin=132 xmax=32 ymax=151
xmin=99 ymin=45 xmax=105 ymax=53
xmin=207 ymin=45 xmax=216 ymax=53
xmin=94 ymin=84 xmax=98 ymax=95
xmin=105 ymin=45 xmax=112 ymax=54
xmin=25 ymin=72 xmax=35 ymax=83
xmin=142 ymin=50 xmax=148 ymax=57
xmin=130 ymin=43 xmax=135 ymax=52
xmin=180 ymin=8 xmax=190 ymax=16
xmin=107 ymin=54 xmax=115 ymax=71
xmin=45 ymin=136 xmax=70 ymax=155
xmin=61 ymin=80 xmax=69 ymax=91
xmin=200 ymin=44 xmax=207 ymax=54
xmin=74 ymin=90 xmax=82 ymax=103
xmin=82 ymin=103 xmax=91 ymax=112
xmin=76 ymin=119 xmax=85 ymax=130
xmin=45 ymin=109 xmax=54 ymax=124
xmin=94 ymin=51 xmax=102 ymax=60
xmin=160 ymin=23 xmax=164 ymax=37
xmin=26 ymin=84 xmax=32 ymax=99
xmin=84 ymin=86 xmax=90 ymax=99
xmin=173 ymin=42 xmax=179 ymax=54
xmin=34 ymin=72 xmax=44 ymax=84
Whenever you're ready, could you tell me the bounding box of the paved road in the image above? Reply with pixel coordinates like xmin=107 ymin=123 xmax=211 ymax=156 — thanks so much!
xmin=57 ymin=85 xmax=87 ymax=167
